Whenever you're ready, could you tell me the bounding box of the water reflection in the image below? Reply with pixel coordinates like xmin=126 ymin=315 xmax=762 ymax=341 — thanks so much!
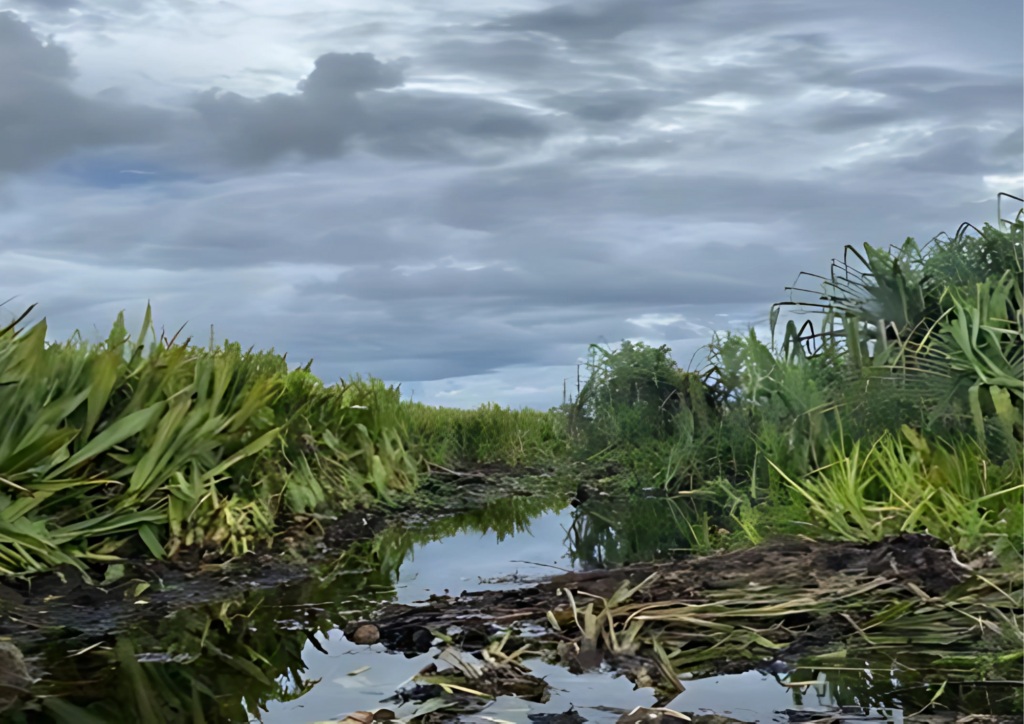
xmin=2 ymin=494 xmax=1018 ymax=723
xmin=566 ymin=495 xmax=701 ymax=569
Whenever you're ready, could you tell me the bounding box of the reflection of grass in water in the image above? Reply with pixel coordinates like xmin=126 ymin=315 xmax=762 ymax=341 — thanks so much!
xmin=567 ymin=496 xmax=706 ymax=569
xmin=784 ymin=650 xmax=1024 ymax=715
xmin=370 ymin=494 xmax=566 ymax=579
xmin=23 ymin=562 xmax=402 ymax=723
xmin=19 ymin=497 xmax=569 ymax=722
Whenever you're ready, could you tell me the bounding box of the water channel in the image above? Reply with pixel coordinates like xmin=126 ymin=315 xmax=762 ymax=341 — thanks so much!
xmin=4 ymin=493 xmax=1017 ymax=723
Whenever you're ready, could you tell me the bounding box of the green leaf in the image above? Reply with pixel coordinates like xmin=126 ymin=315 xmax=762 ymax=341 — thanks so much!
xmin=51 ymin=402 xmax=167 ymax=477
xmin=138 ymin=523 xmax=166 ymax=560
xmin=201 ymin=427 xmax=280 ymax=482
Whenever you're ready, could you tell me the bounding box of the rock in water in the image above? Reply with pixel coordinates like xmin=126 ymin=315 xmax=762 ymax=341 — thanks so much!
xmin=349 ymin=624 xmax=380 ymax=645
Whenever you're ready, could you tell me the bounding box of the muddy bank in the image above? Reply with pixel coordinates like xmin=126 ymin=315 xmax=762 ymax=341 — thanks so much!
xmin=369 ymin=534 xmax=1016 ymax=689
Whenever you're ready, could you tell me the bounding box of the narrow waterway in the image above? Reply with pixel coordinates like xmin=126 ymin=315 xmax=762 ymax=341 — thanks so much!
xmin=4 ymin=492 xmax=1016 ymax=723
xmin=259 ymin=497 xmax=908 ymax=724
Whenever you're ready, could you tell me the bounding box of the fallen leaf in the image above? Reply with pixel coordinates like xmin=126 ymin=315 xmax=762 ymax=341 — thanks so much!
xmin=338 ymin=711 xmax=374 ymax=724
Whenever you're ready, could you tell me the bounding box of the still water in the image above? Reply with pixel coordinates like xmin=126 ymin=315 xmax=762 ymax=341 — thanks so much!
xmin=4 ymin=493 xmax=1015 ymax=722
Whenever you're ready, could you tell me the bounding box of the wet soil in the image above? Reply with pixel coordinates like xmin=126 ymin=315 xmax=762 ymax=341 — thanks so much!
xmin=371 ymin=533 xmax=975 ymax=667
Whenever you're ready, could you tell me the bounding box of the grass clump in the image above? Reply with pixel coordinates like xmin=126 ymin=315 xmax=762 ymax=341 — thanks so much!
xmin=0 ymin=306 xmax=417 ymax=576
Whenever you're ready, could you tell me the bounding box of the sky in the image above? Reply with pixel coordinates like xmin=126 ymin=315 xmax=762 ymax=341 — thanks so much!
xmin=0 ymin=0 xmax=1021 ymax=409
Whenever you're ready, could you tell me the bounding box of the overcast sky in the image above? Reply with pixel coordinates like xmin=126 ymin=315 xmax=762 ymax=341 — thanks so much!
xmin=0 ymin=0 xmax=1021 ymax=409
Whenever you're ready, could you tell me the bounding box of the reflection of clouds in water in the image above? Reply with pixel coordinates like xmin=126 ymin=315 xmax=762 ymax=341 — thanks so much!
xmin=257 ymin=497 xmax=917 ymax=724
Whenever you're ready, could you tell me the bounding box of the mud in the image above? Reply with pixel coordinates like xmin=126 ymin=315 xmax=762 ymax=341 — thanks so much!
xmin=371 ymin=533 xmax=975 ymax=663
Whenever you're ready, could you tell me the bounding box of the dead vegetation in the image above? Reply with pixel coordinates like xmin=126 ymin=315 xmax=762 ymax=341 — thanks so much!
xmin=371 ymin=534 xmax=1022 ymax=701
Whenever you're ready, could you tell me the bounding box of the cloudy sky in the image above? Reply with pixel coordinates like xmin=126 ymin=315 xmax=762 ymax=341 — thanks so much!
xmin=0 ymin=0 xmax=1021 ymax=409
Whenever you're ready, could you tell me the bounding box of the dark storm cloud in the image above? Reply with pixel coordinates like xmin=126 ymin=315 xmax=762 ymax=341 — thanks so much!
xmin=0 ymin=12 xmax=168 ymax=173
xmin=0 ymin=17 xmax=552 ymax=173
xmin=0 ymin=11 xmax=73 ymax=76
xmin=299 ymin=52 xmax=404 ymax=94
xmin=193 ymin=53 xmax=396 ymax=164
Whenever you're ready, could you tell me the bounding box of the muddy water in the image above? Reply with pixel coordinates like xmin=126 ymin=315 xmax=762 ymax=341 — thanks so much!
xmin=4 ymin=494 xmax=1017 ymax=722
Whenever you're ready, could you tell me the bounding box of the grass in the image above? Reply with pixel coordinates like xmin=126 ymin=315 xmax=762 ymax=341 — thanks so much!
xmin=777 ymin=427 xmax=1023 ymax=556
xmin=403 ymin=401 xmax=570 ymax=468
xmin=0 ymin=306 xmax=417 ymax=576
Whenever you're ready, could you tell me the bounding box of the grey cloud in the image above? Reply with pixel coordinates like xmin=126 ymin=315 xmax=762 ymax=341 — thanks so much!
xmin=299 ymin=52 xmax=404 ymax=95
xmin=541 ymin=89 xmax=671 ymax=122
xmin=428 ymin=167 xmax=859 ymax=232
xmin=803 ymin=65 xmax=1021 ymax=135
xmin=812 ymin=65 xmax=1023 ymax=119
xmin=194 ymin=88 xmax=366 ymax=165
xmin=897 ymin=135 xmax=1003 ymax=176
xmin=993 ymin=127 xmax=1023 ymax=157
xmin=195 ymin=52 xmax=551 ymax=165
xmin=2 ymin=0 xmax=1021 ymax=404
xmin=424 ymin=38 xmax=574 ymax=79
xmin=0 ymin=11 xmax=73 ymax=78
xmin=359 ymin=92 xmax=550 ymax=160
xmin=482 ymin=0 xmax=692 ymax=42
xmin=0 ymin=12 xmax=169 ymax=172
xmin=194 ymin=53 xmax=400 ymax=164
xmin=835 ymin=66 xmax=1012 ymax=93
xmin=809 ymin=105 xmax=905 ymax=134
xmin=1 ymin=150 xmax=1009 ymax=388
xmin=571 ymin=136 xmax=685 ymax=161
xmin=4 ymin=0 xmax=77 ymax=10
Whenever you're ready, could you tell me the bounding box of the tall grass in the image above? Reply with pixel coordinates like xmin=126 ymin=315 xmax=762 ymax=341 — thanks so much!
xmin=0 ymin=305 xmax=417 ymax=576
xmin=403 ymin=401 xmax=569 ymax=467
xmin=776 ymin=427 xmax=1023 ymax=556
